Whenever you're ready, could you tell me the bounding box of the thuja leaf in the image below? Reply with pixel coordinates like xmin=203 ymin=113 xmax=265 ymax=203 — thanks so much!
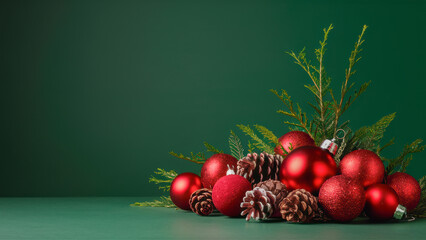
xmin=131 ymin=196 xmax=175 ymax=208
xmin=229 ymin=130 xmax=244 ymax=159
xmin=237 ymin=124 xmax=274 ymax=153
xmin=169 ymin=151 xmax=206 ymax=164
xmin=203 ymin=142 xmax=223 ymax=154
xmin=411 ymin=176 xmax=426 ymax=217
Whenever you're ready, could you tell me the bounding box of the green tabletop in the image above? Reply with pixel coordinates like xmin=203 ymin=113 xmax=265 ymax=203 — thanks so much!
xmin=0 ymin=197 xmax=424 ymax=240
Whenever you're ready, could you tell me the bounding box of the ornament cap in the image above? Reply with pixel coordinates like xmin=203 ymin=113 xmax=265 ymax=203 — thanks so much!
xmin=394 ymin=204 xmax=407 ymax=220
xmin=320 ymin=139 xmax=338 ymax=155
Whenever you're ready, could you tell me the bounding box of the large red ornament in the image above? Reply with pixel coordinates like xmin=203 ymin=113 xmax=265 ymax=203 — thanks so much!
xmin=201 ymin=153 xmax=238 ymax=189
xmin=274 ymin=131 xmax=315 ymax=155
xmin=340 ymin=149 xmax=384 ymax=187
xmin=212 ymin=175 xmax=252 ymax=217
xmin=365 ymin=184 xmax=401 ymax=220
xmin=170 ymin=172 xmax=203 ymax=210
xmin=387 ymin=172 xmax=421 ymax=211
xmin=279 ymin=146 xmax=337 ymax=194
xmin=319 ymin=175 xmax=365 ymax=222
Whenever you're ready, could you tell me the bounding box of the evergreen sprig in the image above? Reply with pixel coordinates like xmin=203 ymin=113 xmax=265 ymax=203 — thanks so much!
xmin=385 ymin=139 xmax=425 ymax=175
xmin=131 ymin=196 xmax=175 ymax=208
xmin=411 ymin=176 xmax=426 ymax=217
xmin=229 ymin=130 xmax=245 ymax=159
xmin=343 ymin=113 xmax=396 ymax=156
xmin=169 ymin=151 xmax=206 ymax=164
xmin=132 ymin=168 xmax=178 ymax=208
xmin=203 ymin=141 xmax=223 ymax=154
xmin=237 ymin=124 xmax=275 ymax=154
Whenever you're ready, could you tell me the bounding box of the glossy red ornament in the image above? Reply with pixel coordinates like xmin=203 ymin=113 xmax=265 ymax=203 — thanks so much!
xmin=274 ymin=131 xmax=315 ymax=156
xmin=319 ymin=175 xmax=365 ymax=222
xmin=387 ymin=172 xmax=421 ymax=211
xmin=212 ymin=175 xmax=252 ymax=217
xmin=340 ymin=149 xmax=384 ymax=187
xmin=201 ymin=153 xmax=238 ymax=189
xmin=365 ymin=184 xmax=399 ymax=220
xmin=279 ymin=146 xmax=337 ymax=194
xmin=170 ymin=172 xmax=203 ymax=210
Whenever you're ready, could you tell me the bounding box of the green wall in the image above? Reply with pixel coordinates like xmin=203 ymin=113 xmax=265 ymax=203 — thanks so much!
xmin=1 ymin=0 xmax=425 ymax=196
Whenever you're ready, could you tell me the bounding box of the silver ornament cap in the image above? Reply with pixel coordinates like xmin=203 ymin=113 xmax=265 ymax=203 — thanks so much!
xmin=393 ymin=204 xmax=407 ymax=220
xmin=320 ymin=138 xmax=338 ymax=156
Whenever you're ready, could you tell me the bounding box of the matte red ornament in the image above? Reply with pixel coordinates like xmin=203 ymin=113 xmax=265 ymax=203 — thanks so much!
xmin=387 ymin=172 xmax=421 ymax=211
xmin=169 ymin=172 xmax=203 ymax=210
xmin=274 ymin=131 xmax=315 ymax=156
xmin=201 ymin=153 xmax=238 ymax=189
xmin=340 ymin=149 xmax=384 ymax=187
xmin=319 ymin=175 xmax=365 ymax=222
xmin=212 ymin=175 xmax=252 ymax=217
xmin=279 ymin=146 xmax=337 ymax=194
xmin=365 ymin=184 xmax=399 ymax=220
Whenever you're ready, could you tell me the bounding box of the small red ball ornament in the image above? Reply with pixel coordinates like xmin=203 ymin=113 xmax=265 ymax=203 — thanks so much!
xmin=365 ymin=183 xmax=406 ymax=220
xmin=279 ymin=145 xmax=337 ymax=194
xmin=387 ymin=172 xmax=421 ymax=211
xmin=340 ymin=149 xmax=385 ymax=187
xmin=201 ymin=153 xmax=238 ymax=189
xmin=274 ymin=131 xmax=315 ymax=155
xmin=319 ymin=175 xmax=365 ymax=222
xmin=170 ymin=172 xmax=203 ymax=210
xmin=212 ymin=175 xmax=252 ymax=217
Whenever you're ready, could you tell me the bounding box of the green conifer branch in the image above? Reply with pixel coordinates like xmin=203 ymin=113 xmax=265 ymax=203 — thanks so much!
xmin=203 ymin=142 xmax=223 ymax=154
xmin=331 ymin=25 xmax=368 ymax=137
xmin=169 ymin=151 xmax=206 ymax=164
xmin=131 ymin=196 xmax=175 ymax=208
xmin=229 ymin=130 xmax=245 ymax=159
xmin=148 ymin=168 xmax=178 ymax=192
xmin=385 ymin=139 xmax=425 ymax=174
xmin=270 ymin=89 xmax=314 ymax=140
xmin=254 ymin=125 xmax=278 ymax=144
xmin=411 ymin=176 xmax=426 ymax=217
xmin=237 ymin=124 xmax=274 ymax=154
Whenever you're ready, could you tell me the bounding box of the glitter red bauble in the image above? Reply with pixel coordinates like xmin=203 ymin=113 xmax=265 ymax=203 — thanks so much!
xmin=212 ymin=175 xmax=252 ymax=217
xmin=319 ymin=175 xmax=365 ymax=222
xmin=340 ymin=149 xmax=384 ymax=187
xmin=201 ymin=153 xmax=238 ymax=189
xmin=274 ymin=131 xmax=315 ymax=155
xmin=279 ymin=146 xmax=337 ymax=194
xmin=169 ymin=172 xmax=203 ymax=210
xmin=387 ymin=172 xmax=421 ymax=211
xmin=365 ymin=183 xmax=399 ymax=220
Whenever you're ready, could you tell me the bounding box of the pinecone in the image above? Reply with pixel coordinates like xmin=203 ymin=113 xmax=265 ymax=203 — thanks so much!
xmin=254 ymin=180 xmax=288 ymax=217
xmin=279 ymin=189 xmax=318 ymax=223
xmin=236 ymin=152 xmax=283 ymax=184
xmin=241 ymin=187 xmax=276 ymax=221
xmin=189 ymin=188 xmax=214 ymax=216
xmin=312 ymin=207 xmax=333 ymax=222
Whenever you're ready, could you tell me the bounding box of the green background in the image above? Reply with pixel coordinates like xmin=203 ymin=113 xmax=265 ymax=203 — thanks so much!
xmin=1 ymin=0 xmax=425 ymax=197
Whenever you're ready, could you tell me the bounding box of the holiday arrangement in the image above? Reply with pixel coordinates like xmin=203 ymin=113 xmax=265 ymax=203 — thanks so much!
xmin=133 ymin=25 xmax=426 ymax=223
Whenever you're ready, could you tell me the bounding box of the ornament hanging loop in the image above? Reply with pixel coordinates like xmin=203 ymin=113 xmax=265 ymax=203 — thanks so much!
xmin=333 ymin=129 xmax=346 ymax=141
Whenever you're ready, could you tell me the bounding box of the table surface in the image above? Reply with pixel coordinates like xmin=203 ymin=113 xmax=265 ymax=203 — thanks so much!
xmin=0 ymin=197 xmax=425 ymax=240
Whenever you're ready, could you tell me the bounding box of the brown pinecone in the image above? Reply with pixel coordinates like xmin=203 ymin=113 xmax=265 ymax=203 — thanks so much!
xmin=254 ymin=180 xmax=288 ymax=217
xmin=241 ymin=187 xmax=276 ymax=221
xmin=236 ymin=152 xmax=283 ymax=184
xmin=189 ymin=188 xmax=214 ymax=216
xmin=279 ymin=189 xmax=318 ymax=223
xmin=312 ymin=207 xmax=333 ymax=222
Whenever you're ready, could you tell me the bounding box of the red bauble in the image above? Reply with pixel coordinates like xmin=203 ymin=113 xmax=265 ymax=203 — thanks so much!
xmin=201 ymin=153 xmax=238 ymax=189
xmin=340 ymin=149 xmax=384 ymax=187
xmin=319 ymin=175 xmax=365 ymax=222
xmin=387 ymin=172 xmax=421 ymax=211
xmin=170 ymin=172 xmax=203 ymax=210
xmin=212 ymin=175 xmax=252 ymax=217
xmin=365 ymin=184 xmax=399 ymax=220
xmin=274 ymin=131 xmax=315 ymax=155
xmin=279 ymin=146 xmax=337 ymax=194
